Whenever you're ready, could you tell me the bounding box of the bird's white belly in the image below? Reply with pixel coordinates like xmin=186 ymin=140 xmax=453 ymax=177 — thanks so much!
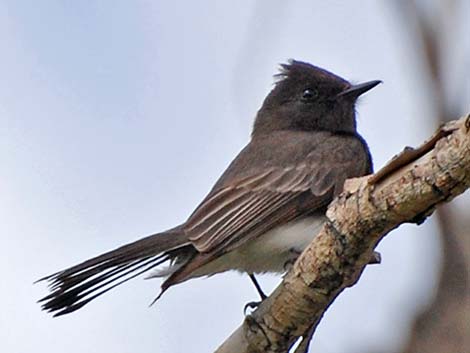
xmin=192 ymin=214 xmax=326 ymax=277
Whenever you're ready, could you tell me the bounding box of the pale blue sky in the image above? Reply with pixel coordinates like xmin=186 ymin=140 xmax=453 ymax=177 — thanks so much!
xmin=1 ymin=1 xmax=468 ymax=353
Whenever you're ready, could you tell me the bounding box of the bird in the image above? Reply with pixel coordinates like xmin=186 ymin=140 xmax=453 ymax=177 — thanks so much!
xmin=38 ymin=60 xmax=381 ymax=316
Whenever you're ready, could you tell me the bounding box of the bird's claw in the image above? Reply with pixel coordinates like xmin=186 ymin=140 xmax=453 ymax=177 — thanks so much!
xmin=244 ymin=300 xmax=262 ymax=315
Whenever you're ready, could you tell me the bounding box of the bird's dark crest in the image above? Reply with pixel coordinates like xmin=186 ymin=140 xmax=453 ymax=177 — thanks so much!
xmin=274 ymin=59 xmax=349 ymax=87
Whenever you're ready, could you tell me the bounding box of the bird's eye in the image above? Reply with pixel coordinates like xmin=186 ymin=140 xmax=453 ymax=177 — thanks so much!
xmin=301 ymin=88 xmax=318 ymax=101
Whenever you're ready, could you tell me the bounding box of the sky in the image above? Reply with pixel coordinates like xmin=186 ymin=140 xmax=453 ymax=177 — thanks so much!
xmin=1 ymin=1 xmax=468 ymax=353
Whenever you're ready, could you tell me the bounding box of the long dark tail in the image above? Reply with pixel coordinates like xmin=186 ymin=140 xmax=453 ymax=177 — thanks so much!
xmin=38 ymin=229 xmax=189 ymax=316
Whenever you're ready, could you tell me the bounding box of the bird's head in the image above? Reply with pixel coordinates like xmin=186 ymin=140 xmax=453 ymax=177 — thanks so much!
xmin=253 ymin=60 xmax=381 ymax=136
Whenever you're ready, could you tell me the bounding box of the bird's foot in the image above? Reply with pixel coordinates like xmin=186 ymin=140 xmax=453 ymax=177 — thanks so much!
xmin=244 ymin=300 xmax=262 ymax=315
xmin=283 ymin=249 xmax=302 ymax=273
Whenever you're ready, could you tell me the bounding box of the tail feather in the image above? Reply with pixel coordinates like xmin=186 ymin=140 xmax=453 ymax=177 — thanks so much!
xmin=38 ymin=229 xmax=189 ymax=316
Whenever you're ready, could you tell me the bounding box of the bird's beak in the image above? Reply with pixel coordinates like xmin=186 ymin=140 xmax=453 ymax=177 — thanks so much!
xmin=337 ymin=80 xmax=382 ymax=99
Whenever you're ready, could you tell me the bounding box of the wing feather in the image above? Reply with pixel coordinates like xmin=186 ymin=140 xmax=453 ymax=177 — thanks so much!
xmin=199 ymin=191 xmax=286 ymax=251
xmin=186 ymin=166 xmax=315 ymax=252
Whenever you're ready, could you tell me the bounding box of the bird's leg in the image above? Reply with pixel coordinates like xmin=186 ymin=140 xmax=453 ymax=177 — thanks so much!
xmin=244 ymin=274 xmax=267 ymax=314
xmin=249 ymin=273 xmax=267 ymax=300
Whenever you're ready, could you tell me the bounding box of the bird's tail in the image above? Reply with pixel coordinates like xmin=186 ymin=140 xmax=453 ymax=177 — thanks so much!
xmin=38 ymin=229 xmax=189 ymax=316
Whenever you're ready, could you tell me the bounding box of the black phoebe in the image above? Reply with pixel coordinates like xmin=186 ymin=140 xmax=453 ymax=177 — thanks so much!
xmin=39 ymin=60 xmax=380 ymax=316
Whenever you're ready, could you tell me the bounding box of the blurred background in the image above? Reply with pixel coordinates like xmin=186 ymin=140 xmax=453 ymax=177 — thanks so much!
xmin=1 ymin=1 xmax=468 ymax=352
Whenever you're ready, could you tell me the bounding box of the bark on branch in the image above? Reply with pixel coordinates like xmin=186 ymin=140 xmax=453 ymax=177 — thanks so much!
xmin=215 ymin=115 xmax=470 ymax=353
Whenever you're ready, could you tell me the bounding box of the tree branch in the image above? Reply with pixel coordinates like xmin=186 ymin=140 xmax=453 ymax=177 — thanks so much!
xmin=215 ymin=115 xmax=470 ymax=353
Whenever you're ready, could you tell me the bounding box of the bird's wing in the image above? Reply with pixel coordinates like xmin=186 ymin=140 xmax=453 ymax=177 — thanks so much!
xmin=185 ymin=162 xmax=337 ymax=253
xmin=184 ymin=132 xmax=371 ymax=254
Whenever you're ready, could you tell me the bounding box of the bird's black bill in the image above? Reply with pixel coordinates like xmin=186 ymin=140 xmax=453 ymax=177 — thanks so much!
xmin=337 ymin=80 xmax=382 ymax=99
